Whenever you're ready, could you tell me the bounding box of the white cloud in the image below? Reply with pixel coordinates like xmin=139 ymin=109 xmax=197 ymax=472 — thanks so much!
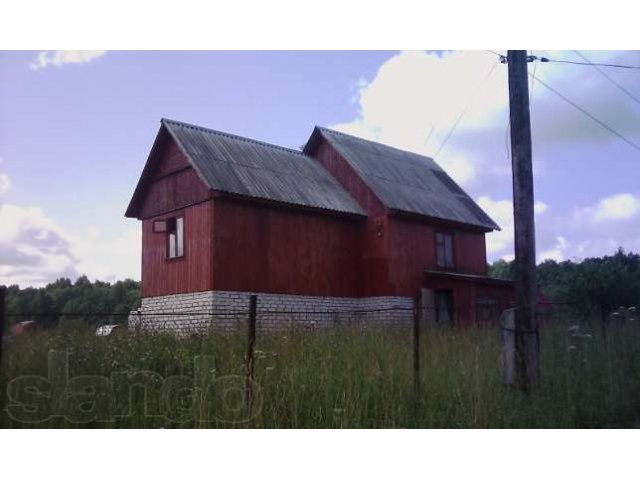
xmin=591 ymin=193 xmax=640 ymax=222
xmin=330 ymin=50 xmax=507 ymax=186
xmin=476 ymin=196 xmax=548 ymax=257
xmin=539 ymin=236 xmax=570 ymax=263
xmin=534 ymin=201 xmax=548 ymax=215
xmin=571 ymin=193 xmax=640 ymax=227
xmin=476 ymin=196 xmax=514 ymax=255
xmin=0 ymin=203 xmax=140 ymax=287
xmin=30 ymin=50 xmax=107 ymax=71
xmin=0 ymin=173 xmax=10 ymax=196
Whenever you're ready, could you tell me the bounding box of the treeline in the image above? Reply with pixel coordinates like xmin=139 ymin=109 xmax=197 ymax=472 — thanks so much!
xmin=489 ymin=248 xmax=640 ymax=313
xmin=4 ymin=276 xmax=140 ymax=327
xmin=4 ymin=249 xmax=639 ymax=328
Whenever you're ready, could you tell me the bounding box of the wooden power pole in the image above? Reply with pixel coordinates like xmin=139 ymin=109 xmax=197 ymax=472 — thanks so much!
xmin=507 ymin=50 xmax=540 ymax=389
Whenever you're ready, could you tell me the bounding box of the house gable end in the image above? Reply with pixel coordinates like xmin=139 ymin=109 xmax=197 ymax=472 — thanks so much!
xmin=125 ymin=124 xmax=212 ymax=220
xmin=308 ymin=126 xmax=500 ymax=231
xmin=304 ymin=127 xmax=386 ymax=216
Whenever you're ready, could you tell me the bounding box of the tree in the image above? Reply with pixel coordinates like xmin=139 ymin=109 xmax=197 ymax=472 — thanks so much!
xmin=488 ymin=248 xmax=640 ymax=314
xmin=5 ymin=277 xmax=141 ymax=328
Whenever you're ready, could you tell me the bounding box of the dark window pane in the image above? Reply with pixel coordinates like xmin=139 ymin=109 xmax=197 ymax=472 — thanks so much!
xmin=437 ymin=245 xmax=445 ymax=267
xmin=436 ymin=232 xmax=454 ymax=268
xmin=444 ymin=235 xmax=453 ymax=267
xmin=435 ymin=290 xmax=454 ymax=323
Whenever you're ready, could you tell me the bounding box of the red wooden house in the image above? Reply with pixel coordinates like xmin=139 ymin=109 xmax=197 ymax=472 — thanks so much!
xmin=126 ymin=119 xmax=513 ymax=333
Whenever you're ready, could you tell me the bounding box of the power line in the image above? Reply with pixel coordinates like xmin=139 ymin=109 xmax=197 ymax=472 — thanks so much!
xmin=434 ymin=57 xmax=500 ymax=157
xmin=542 ymin=57 xmax=640 ymax=70
xmin=488 ymin=50 xmax=640 ymax=71
xmin=573 ymin=50 xmax=640 ymax=106
xmin=530 ymin=73 xmax=640 ymax=153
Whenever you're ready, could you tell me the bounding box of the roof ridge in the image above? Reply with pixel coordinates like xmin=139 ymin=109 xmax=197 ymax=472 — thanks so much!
xmin=317 ymin=126 xmax=436 ymax=162
xmin=162 ymin=118 xmax=306 ymax=156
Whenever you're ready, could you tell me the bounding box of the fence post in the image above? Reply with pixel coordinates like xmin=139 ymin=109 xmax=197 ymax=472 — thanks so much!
xmin=413 ymin=294 xmax=421 ymax=399
xmin=244 ymin=295 xmax=257 ymax=414
xmin=600 ymin=304 xmax=609 ymax=349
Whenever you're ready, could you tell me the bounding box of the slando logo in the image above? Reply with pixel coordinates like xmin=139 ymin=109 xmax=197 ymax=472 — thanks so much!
xmin=5 ymin=351 xmax=263 ymax=424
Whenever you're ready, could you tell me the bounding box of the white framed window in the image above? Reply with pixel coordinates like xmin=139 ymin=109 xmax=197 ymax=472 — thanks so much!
xmin=167 ymin=216 xmax=184 ymax=259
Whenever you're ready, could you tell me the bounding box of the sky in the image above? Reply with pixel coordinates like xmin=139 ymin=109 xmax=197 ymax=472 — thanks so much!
xmin=0 ymin=50 xmax=639 ymax=287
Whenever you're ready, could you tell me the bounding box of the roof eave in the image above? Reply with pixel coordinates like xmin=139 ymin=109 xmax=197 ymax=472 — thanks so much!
xmin=388 ymin=208 xmax=498 ymax=233
xmin=124 ymin=123 xmax=170 ymax=219
xmin=212 ymin=189 xmax=367 ymax=219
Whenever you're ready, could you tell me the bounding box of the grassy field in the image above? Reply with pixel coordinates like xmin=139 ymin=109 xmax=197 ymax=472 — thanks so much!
xmin=2 ymin=314 xmax=640 ymax=428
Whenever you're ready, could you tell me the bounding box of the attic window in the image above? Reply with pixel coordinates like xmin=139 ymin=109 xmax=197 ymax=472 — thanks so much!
xmin=436 ymin=232 xmax=454 ymax=269
xmin=167 ymin=217 xmax=184 ymax=259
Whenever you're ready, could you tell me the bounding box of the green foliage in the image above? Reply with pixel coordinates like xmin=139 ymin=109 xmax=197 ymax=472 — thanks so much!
xmin=488 ymin=248 xmax=640 ymax=312
xmin=487 ymin=258 xmax=514 ymax=280
xmin=5 ymin=276 xmax=140 ymax=328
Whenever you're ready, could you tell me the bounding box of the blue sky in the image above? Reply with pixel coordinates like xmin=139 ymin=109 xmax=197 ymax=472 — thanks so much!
xmin=1 ymin=50 xmax=639 ymax=286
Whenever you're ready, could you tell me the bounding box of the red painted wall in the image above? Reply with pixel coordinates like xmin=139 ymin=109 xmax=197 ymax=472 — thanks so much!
xmin=137 ymin=136 xmax=211 ymax=220
xmin=309 ymin=138 xmax=391 ymax=295
xmin=385 ymin=216 xmax=488 ymax=296
xmin=211 ymin=198 xmax=363 ymax=296
xmin=139 ymin=133 xmax=214 ymax=297
xmin=137 ymin=131 xmax=493 ymax=301
xmin=141 ymin=200 xmax=214 ymax=297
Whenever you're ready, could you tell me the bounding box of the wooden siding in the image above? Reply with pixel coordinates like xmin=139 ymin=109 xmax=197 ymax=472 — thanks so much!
xmin=387 ymin=217 xmax=488 ymax=296
xmin=135 ymin=126 xmax=494 ymax=303
xmin=137 ymin=136 xmax=211 ymax=219
xmin=211 ymin=198 xmax=363 ymax=297
xmin=141 ymin=200 xmax=214 ymax=298
xmin=310 ymin=139 xmax=392 ymax=295
xmin=310 ymin=140 xmax=386 ymax=216
xmin=139 ymin=135 xmax=215 ymax=298
xmin=310 ymin=137 xmax=488 ymax=297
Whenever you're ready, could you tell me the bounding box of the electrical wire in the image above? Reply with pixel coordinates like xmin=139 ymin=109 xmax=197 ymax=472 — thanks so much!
xmin=542 ymin=57 xmax=640 ymax=70
xmin=530 ymin=72 xmax=640 ymax=153
xmin=434 ymin=57 xmax=501 ymax=158
xmin=573 ymin=50 xmax=640 ymax=106
xmin=488 ymin=50 xmax=640 ymax=71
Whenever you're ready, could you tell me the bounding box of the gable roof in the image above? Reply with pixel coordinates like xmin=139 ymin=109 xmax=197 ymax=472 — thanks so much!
xmin=305 ymin=127 xmax=500 ymax=231
xmin=126 ymin=119 xmax=365 ymax=217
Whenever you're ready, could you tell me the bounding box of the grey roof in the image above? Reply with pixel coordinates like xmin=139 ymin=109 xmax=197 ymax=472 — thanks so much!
xmin=161 ymin=119 xmax=365 ymax=216
xmin=309 ymin=127 xmax=499 ymax=230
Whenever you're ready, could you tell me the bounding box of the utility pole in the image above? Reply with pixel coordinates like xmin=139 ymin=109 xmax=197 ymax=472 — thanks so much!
xmin=507 ymin=50 xmax=540 ymax=389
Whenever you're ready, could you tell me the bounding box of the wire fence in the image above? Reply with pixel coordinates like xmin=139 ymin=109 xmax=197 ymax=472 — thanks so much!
xmin=3 ymin=300 xmax=635 ymax=336
xmin=1 ymin=290 xmax=639 ymax=426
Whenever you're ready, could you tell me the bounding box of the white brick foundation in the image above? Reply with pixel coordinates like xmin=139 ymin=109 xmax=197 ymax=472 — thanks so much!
xmin=128 ymin=291 xmax=413 ymax=335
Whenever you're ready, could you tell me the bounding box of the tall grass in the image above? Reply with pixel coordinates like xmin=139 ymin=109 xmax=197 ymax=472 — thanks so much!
xmin=2 ymin=314 xmax=640 ymax=428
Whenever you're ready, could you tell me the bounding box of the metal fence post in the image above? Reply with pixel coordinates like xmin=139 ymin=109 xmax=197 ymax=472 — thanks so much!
xmin=413 ymin=294 xmax=421 ymax=399
xmin=245 ymin=295 xmax=257 ymax=414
